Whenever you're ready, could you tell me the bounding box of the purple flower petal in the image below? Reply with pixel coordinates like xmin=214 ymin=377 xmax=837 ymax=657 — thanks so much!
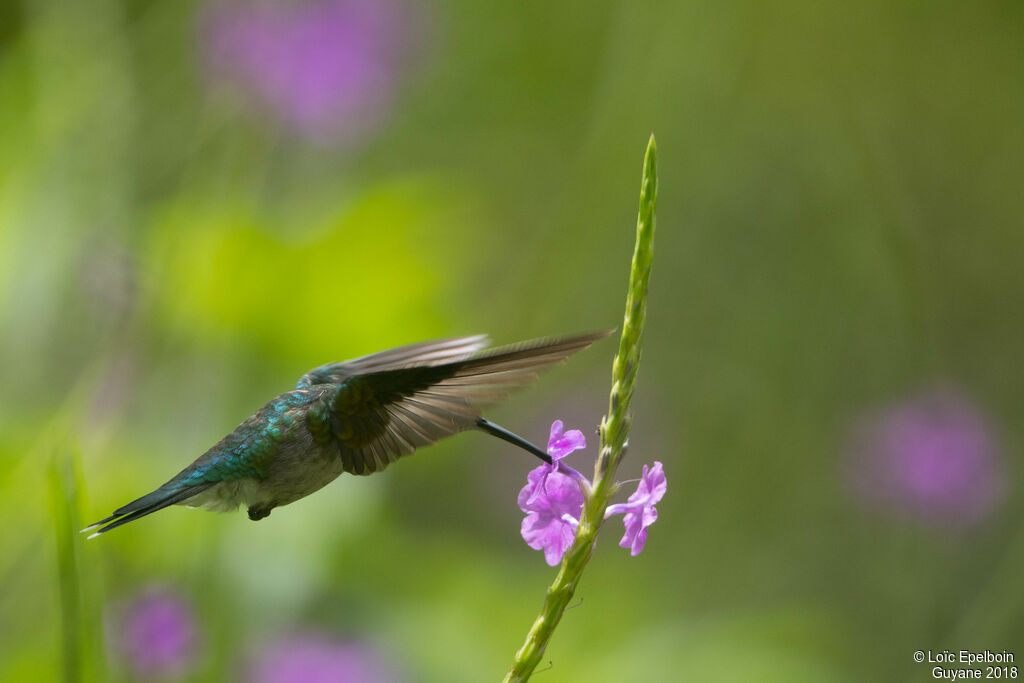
xmin=627 ymin=461 xmax=667 ymax=508
xmin=519 ymin=469 xmax=584 ymax=566
xmin=522 ymin=420 xmax=589 ymax=506
xmin=547 ymin=419 xmax=587 ymax=460
xmin=518 ymin=465 xmax=550 ymax=510
xmin=521 ymin=510 xmax=576 ymax=566
xmin=617 ymin=462 xmax=666 ymax=556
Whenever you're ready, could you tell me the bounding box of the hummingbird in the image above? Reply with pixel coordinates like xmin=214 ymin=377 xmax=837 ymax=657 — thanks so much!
xmin=85 ymin=331 xmax=609 ymax=537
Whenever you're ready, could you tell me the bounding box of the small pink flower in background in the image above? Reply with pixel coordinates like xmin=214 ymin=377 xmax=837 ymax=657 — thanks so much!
xmin=844 ymin=387 xmax=1007 ymax=529
xmin=250 ymin=632 xmax=399 ymax=683
xmin=109 ymin=585 xmax=197 ymax=678
xmin=202 ymin=0 xmax=414 ymax=144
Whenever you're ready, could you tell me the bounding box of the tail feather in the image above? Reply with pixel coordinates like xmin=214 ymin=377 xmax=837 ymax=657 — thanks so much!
xmin=83 ymin=483 xmax=212 ymax=538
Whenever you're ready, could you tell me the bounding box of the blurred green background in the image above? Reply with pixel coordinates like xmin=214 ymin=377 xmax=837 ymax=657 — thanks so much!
xmin=2 ymin=0 xmax=1022 ymax=681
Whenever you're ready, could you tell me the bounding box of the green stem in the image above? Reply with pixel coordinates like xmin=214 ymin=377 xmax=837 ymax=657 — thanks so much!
xmin=49 ymin=450 xmax=83 ymax=683
xmin=41 ymin=364 xmax=112 ymax=683
xmin=503 ymin=134 xmax=657 ymax=682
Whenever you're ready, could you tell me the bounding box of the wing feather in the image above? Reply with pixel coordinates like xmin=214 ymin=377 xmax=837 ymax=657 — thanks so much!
xmin=296 ymin=335 xmax=489 ymax=387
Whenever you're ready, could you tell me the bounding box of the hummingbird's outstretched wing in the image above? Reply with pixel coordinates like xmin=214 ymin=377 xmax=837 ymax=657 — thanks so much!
xmin=304 ymin=330 xmax=612 ymax=475
xmin=295 ymin=335 xmax=490 ymax=388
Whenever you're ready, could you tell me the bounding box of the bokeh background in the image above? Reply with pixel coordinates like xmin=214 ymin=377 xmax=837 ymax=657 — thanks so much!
xmin=2 ymin=1 xmax=1023 ymax=681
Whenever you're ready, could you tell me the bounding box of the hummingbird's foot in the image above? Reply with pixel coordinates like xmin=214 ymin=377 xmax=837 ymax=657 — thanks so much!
xmin=247 ymin=504 xmax=274 ymax=521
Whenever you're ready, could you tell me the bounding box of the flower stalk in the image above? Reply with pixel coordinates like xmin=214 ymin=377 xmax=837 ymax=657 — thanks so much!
xmin=503 ymin=134 xmax=658 ymax=682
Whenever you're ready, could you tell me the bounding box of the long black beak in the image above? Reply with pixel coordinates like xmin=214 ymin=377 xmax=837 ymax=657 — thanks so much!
xmin=475 ymin=417 xmax=552 ymax=464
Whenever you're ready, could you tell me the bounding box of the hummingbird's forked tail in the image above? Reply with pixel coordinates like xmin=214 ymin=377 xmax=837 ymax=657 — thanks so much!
xmin=475 ymin=417 xmax=551 ymax=464
xmin=82 ymin=482 xmax=212 ymax=538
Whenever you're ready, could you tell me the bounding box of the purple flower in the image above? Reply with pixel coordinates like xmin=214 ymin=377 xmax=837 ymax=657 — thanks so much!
xmin=519 ymin=467 xmax=585 ymax=566
xmin=608 ymin=461 xmax=667 ymax=556
xmin=547 ymin=420 xmax=586 ymax=459
xmin=202 ymin=0 xmax=412 ymax=143
xmin=844 ymin=388 xmax=1007 ymax=528
xmin=523 ymin=420 xmax=587 ymax=506
xmin=110 ymin=586 xmax=197 ymax=677
xmin=518 ymin=420 xmax=668 ymax=564
xmin=518 ymin=421 xmax=588 ymax=565
xmin=250 ymin=632 xmax=398 ymax=683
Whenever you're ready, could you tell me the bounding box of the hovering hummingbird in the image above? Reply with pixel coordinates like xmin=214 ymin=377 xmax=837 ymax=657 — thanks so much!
xmin=85 ymin=331 xmax=609 ymax=537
